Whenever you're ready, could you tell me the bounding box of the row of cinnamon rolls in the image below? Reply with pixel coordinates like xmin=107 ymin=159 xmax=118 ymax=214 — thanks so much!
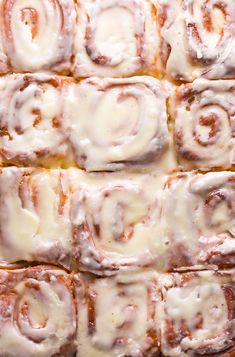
xmin=0 ymin=73 xmax=234 ymax=171
xmin=0 ymin=166 xmax=234 ymax=275
xmin=0 ymin=265 xmax=233 ymax=357
xmin=0 ymin=0 xmax=234 ymax=80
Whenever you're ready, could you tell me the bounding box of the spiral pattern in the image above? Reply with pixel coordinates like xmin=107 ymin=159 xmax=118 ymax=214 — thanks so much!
xmin=0 ymin=266 xmax=76 ymax=357
xmin=161 ymin=172 xmax=235 ymax=270
xmin=66 ymin=76 xmax=169 ymax=171
xmin=174 ymin=79 xmax=235 ymax=169
xmin=73 ymin=0 xmax=159 ymax=78
xmin=158 ymin=0 xmax=235 ymax=80
xmin=71 ymin=177 xmax=160 ymax=275
xmin=0 ymin=73 xmax=71 ymax=166
xmin=0 ymin=167 xmax=72 ymax=269
xmin=161 ymin=270 xmax=235 ymax=356
xmin=0 ymin=0 xmax=75 ymax=73
xmin=75 ymin=272 xmax=160 ymax=357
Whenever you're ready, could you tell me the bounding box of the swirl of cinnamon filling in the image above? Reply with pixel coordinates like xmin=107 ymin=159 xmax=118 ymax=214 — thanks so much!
xmin=173 ymin=79 xmax=235 ymax=169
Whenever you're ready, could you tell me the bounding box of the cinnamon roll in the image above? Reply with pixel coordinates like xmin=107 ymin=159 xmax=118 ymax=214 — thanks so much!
xmin=160 ymin=270 xmax=235 ymax=356
xmin=0 ymin=0 xmax=75 ymax=74
xmin=0 ymin=73 xmax=72 ymax=166
xmin=0 ymin=167 xmax=73 ymax=269
xmin=66 ymin=76 xmax=169 ymax=171
xmin=158 ymin=0 xmax=235 ymax=81
xmin=173 ymin=79 xmax=235 ymax=169
xmin=0 ymin=266 xmax=76 ymax=357
xmin=73 ymin=0 xmax=160 ymax=78
xmin=70 ymin=175 xmax=163 ymax=275
xmin=161 ymin=171 xmax=235 ymax=270
xmin=74 ymin=271 xmax=160 ymax=357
